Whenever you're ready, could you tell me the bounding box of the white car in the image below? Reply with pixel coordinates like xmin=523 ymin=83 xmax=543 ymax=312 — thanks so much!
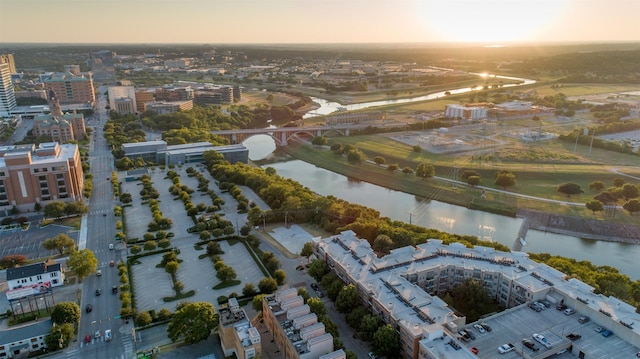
xmin=109 ymin=243 xmax=114 ymax=250
xmin=473 ymin=324 xmax=486 ymax=333
xmin=532 ymin=333 xmax=552 ymax=348
xmin=104 ymin=329 xmax=112 ymax=341
xmin=96 ymin=269 xmax=102 ymax=276
xmin=498 ymin=343 xmax=515 ymax=354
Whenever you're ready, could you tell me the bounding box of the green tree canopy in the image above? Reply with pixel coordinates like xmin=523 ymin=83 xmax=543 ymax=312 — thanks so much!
xmin=135 ymin=311 xmax=153 ymax=327
xmin=43 ymin=201 xmax=66 ymax=219
xmin=589 ymin=181 xmax=605 ymax=192
xmin=557 ymin=182 xmax=584 ymax=197
xmin=335 ymin=284 xmax=358 ymax=313
xmin=306 ymin=297 xmax=326 ymax=316
xmin=623 ymin=199 xmax=640 ymax=214
xmin=51 ymin=302 xmax=80 ymax=325
xmin=67 ymin=249 xmax=98 ymax=280
xmin=622 ymin=183 xmax=639 ymax=200
xmin=300 ymin=242 xmax=314 ymax=263
xmin=372 ymin=234 xmax=393 ymax=255
xmin=258 ymin=277 xmax=278 ymax=294
xmin=372 ymin=324 xmax=401 ymax=358
xmin=415 ymin=162 xmax=435 ymax=179
xmin=45 ymin=322 xmax=74 ymax=350
xmin=308 ymin=259 xmax=329 ymax=282
xmin=42 ymin=234 xmax=76 ymax=255
xmin=495 ymin=170 xmax=516 ymax=189
xmin=451 ymin=279 xmax=492 ymax=322
xmin=167 ymin=302 xmax=217 ymax=344
xmin=273 ymin=269 xmax=286 ymax=285
xmin=373 ymin=156 xmax=386 ymax=166
xmin=585 ymin=200 xmax=604 ymax=214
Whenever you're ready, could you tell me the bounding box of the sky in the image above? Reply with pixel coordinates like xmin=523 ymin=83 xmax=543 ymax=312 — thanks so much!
xmin=1 ymin=0 xmax=639 ymax=44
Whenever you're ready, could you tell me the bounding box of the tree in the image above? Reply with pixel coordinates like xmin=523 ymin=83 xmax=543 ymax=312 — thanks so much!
xmin=273 ymin=269 xmax=286 ymax=285
xmin=242 ymin=283 xmax=257 ymax=297
xmin=467 ymin=176 xmax=481 ymax=186
xmin=335 ymin=284 xmax=358 ymax=313
xmin=165 ymin=261 xmax=179 ymax=275
xmin=258 ymin=277 xmax=278 ymax=294
xmin=199 ymin=230 xmax=211 ymax=241
xmin=67 ymin=249 xmax=98 ymax=281
xmin=135 ymin=311 xmax=153 ymax=327
xmin=372 ymin=234 xmax=393 ymax=255
xmin=402 ymin=167 xmax=414 ymax=176
xmin=311 ymin=136 xmax=328 ymax=147
xmin=42 ymin=234 xmax=76 ymax=255
xmin=0 ymin=254 xmax=27 ymax=269
xmin=557 ymin=182 xmax=584 ymax=197
xmin=415 ymin=163 xmax=435 ymax=179
xmin=144 ymin=240 xmax=157 ymax=251
xmin=43 ymin=201 xmax=66 ymax=219
xmin=262 ymin=252 xmax=280 ymax=273
xmin=359 ymin=314 xmax=383 ymax=341
xmin=216 ymin=265 xmax=237 ymax=282
xmin=622 ymin=183 xmax=639 ymax=199
xmin=589 ymin=181 xmax=605 ymax=192
xmin=206 ymin=241 xmax=223 ymax=256
xmin=372 ymin=324 xmax=401 ymax=358
xmin=347 ymin=149 xmax=365 ymax=164
xmin=307 ymin=259 xmax=329 ymax=282
xmin=346 ymin=305 xmax=369 ymax=331
xmin=252 ymin=294 xmax=266 ymax=312
xmin=51 ymin=302 xmax=80 ymax=325
xmin=386 ymin=163 xmax=399 ymax=173
xmin=594 ymin=191 xmax=617 ymax=204
xmin=613 ymin=177 xmax=626 ymax=187
xmin=495 ymin=170 xmax=516 ymax=189
xmin=306 ymin=297 xmax=326 ymax=316
xmin=45 ymin=323 xmax=74 ymax=350
xmin=373 ymin=156 xmax=386 ymax=166
xmin=300 ymin=242 xmax=314 ymax=263
xmin=623 ymin=199 xmax=640 ymax=214
xmin=585 ymin=200 xmax=604 ymax=214
xmin=451 ymin=279 xmax=491 ymax=322
xmin=157 ymin=308 xmax=172 ymax=321
xmin=167 ymin=302 xmax=217 ymax=344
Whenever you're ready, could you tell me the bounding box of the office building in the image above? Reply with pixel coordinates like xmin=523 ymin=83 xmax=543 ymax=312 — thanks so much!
xmin=0 ymin=142 xmax=84 ymax=212
xmin=121 ymin=140 xmax=248 ymax=167
xmin=135 ymin=89 xmax=155 ymax=113
xmin=108 ymin=86 xmax=137 ymax=114
xmin=445 ymin=104 xmax=488 ymax=120
xmin=0 ymin=54 xmax=17 ymax=74
xmin=144 ymin=100 xmax=193 ymax=114
xmin=42 ymin=72 xmax=95 ymax=106
xmin=0 ymin=62 xmax=17 ymax=117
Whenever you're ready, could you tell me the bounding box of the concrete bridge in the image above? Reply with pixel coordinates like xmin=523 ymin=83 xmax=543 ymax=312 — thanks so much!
xmin=212 ymin=124 xmax=368 ymax=146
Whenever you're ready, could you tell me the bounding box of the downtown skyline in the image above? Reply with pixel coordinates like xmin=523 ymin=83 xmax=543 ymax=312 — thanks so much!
xmin=1 ymin=0 xmax=639 ymax=45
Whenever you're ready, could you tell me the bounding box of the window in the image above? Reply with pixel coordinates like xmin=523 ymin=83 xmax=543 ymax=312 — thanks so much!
xmin=51 ymin=272 xmax=57 ymax=277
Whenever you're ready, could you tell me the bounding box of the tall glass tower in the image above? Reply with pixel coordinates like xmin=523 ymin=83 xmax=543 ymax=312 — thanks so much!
xmin=0 ymin=62 xmax=17 ymax=117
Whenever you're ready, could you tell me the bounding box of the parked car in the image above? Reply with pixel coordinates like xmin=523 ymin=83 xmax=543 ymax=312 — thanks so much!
xmin=522 ymin=338 xmax=539 ymax=351
xmin=533 ymin=301 xmax=546 ymax=310
xmin=85 ymin=304 xmax=92 ymax=313
xmin=594 ymin=326 xmax=606 ymax=333
xmin=529 ymin=302 xmax=542 ymax=312
xmin=564 ymin=308 xmax=576 ymax=315
xmin=533 ymin=333 xmax=552 ymax=348
xmin=578 ymin=315 xmax=590 ymax=323
xmin=556 ymin=303 xmax=567 ymax=310
xmin=498 ymin=343 xmax=515 ymax=354
xmin=539 ymin=299 xmax=551 ymax=308
xmin=473 ymin=324 xmax=486 ymax=333
xmin=480 ymin=322 xmax=492 ymax=332
xmin=566 ymin=333 xmax=582 ymax=341
xmin=465 ymin=330 xmax=476 ymax=340
xmin=601 ymin=330 xmax=613 ymax=337
xmin=470 ymin=347 xmax=479 ymax=355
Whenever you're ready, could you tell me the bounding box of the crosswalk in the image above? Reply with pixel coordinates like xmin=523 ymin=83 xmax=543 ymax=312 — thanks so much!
xmin=64 ymin=331 xmax=134 ymax=358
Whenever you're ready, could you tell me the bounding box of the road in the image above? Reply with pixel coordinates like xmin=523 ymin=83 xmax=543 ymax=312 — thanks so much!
xmin=69 ymin=88 xmax=134 ymax=359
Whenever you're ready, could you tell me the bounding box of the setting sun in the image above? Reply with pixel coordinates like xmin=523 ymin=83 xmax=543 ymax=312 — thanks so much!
xmin=418 ymin=0 xmax=569 ymax=43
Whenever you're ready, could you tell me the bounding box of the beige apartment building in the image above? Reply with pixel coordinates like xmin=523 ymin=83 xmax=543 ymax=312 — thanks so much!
xmin=218 ymin=298 xmax=262 ymax=359
xmin=0 ymin=142 xmax=84 ymax=212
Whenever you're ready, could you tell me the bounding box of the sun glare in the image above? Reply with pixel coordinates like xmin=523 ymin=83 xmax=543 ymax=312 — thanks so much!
xmin=418 ymin=0 xmax=568 ymax=43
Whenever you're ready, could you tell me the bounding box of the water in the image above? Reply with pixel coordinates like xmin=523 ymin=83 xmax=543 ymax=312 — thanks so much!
xmin=249 ymin=157 xmax=639 ymax=279
xmin=304 ymin=73 xmax=536 ymax=117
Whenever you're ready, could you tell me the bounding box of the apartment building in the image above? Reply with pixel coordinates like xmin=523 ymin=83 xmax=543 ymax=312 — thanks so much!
xmin=218 ymin=298 xmax=262 ymax=359
xmin=312 ymin=230 xmax=640 ymax=358
xmin=0 ymin=142 xmax=84 ymax=212
xmin=42 ymin=72 xmax=95 ymax=106
xmin=262 ymin=287 xmax=344 ymax=359
xmin=0 ymin=319 xmax=52 ymax=359
xmin=0 ymin=62 xmax=17 ymax=117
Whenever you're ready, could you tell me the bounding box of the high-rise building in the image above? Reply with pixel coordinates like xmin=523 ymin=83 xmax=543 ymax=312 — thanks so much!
xmin=89 ymin=50 xmax=116 ymax=83
xmin=0 ymin=54 xmax=17 ymax=74
xmin=0 ymin=62 xmax=17 ymax=117
xmin=108 ymin=86 xmax=137 ymax=114
xmin=0 ymin=142 xmax=84 ymax=212
xmin=134 ymin=89 xmax=155 ymax=113
xmin=42 ymin=72 xmax=95 ymax=106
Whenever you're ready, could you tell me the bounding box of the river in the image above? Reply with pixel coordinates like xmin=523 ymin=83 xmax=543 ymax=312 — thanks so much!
xmin=241 ymin=135 xmax=639 ymax=279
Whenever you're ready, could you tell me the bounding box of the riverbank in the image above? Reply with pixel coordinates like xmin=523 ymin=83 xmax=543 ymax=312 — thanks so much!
xmin=518 ymin=209 xmax=640 ymax=244
xmin=277 ymin=143 xmax=640 ymax=244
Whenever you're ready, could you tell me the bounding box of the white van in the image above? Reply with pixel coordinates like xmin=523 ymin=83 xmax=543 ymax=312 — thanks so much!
xmin=105 ymin=329 xmax=112 ymax=341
